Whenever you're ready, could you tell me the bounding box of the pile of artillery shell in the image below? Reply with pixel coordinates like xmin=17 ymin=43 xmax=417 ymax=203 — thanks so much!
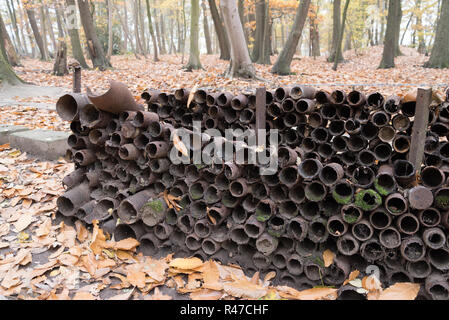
xmin=56 ymin=82 xmax=449 ymax=300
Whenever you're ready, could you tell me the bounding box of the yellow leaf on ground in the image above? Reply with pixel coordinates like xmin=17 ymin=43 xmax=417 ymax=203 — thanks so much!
xmin=169 ymin=257 xmax=203 ymax=270
xmin=323 ymin=249 xmax=335 ymax=267
xmin=377 ymin=283 xmax=420 ymax=300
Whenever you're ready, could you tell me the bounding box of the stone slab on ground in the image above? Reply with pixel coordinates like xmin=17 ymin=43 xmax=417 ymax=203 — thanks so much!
xmin=8 ymin=129 xmax=70 ymax=160
xmin=0 ymin=125 xmax=29 ymax=144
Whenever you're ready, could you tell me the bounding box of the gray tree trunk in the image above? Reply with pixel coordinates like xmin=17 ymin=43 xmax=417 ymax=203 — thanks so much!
xmin=202 ymin=0 xmax=213 ymax=54
xmin=328 ymin=0 xmax=343 ymax=62
xmin=332 ymin=0 xmax=350 ymax=70
xmin=425 ymin=0 xmax=449 ymax=68
xmin=77 ymin=0 xmax=112 ymax=70
xmin=220 ymin=0 xmax=257 ymax=78
xmin=271 ymin=0 xmax=311 ymax=75
xmin=26 ymin=8 xmax=48 ymax=60
xmin=0 ymin=11 xmax=20 ymax=66
xmin=379 ymin=0 xmax=400 ymax=68
xmin=186 ymin=0 xmax=202 ymax=70
xmin=208 ymin=0 xmax=230 ymax=60
xmin=0 ymin=12 xmax=23 ymax=85
xmin=145 ymin=0 xmax=159 ymax=61
xmin=107 ymin=0 xmax=113 ymax=59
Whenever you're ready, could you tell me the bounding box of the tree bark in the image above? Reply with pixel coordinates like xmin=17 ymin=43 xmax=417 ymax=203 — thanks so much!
xmin=107 ymin=0 xmax=113 ymax=59
xmin=38 ymin=4 xmax=51 ymax=58
xmin=44 ymin=4 xmax=57 ymax=53
xmin=138 ymin=0 xmax=148 ymax=54
xmin=220 ymin=0 xmax=257 ymax=78
xmin=309 ymin=2 xmax=320 ymax=57
xmin=252 ymin=0 xmax=265 ymax=62
xmin=0 ymin=12 xmax=23 ymax=85
xmin=6 ymin=0 xmax=24 ymax=55
xmin=208 ymin=0 xmax=230 ymax=60
xmin=26 ymin=8 xmax=48 ymax=60
xmin=64 ymin=0 xmax=89 ymax=68
xmin=145 ymin=0 xmax=159 ymax=61
xmin=271 ymin=0 xmax=311 ymax=75
xmin=186 ymin=0 xmax=202 ymax=70
xmin=328 ymin=0 xmax=343 ymax=62
xmin=416 ymin=0 xmax=426 ymax=54
xmin=53 ymin=41 xmax=68 ymax=76
xmin=379 ymin=0 xmax=400 ymax=68
xmin=202 ymin=0 xmax=212 ymax=54
xmin=15 ymin=0 xmax=30 ymax=55
xmin=77 ymin=0 xmax=112 ymax=70
xmin=133 ymin=0 xmax=145 ymax=55
xmin=332 ymin=0 xmax=350 ymax=70
xmin=425 ymin=0 xmax=449 ymax=68
xmin=0 ymin=10 xmax=20 ymax=66
xmin=257 ymin=0 xmax=271 ymax=65
xmin=393 ymin=0 xmax=402 ymax=57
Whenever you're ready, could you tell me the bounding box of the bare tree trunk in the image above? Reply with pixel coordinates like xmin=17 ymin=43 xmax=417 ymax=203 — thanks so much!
xmin=257 ymin=0 xmax=271 ymax=65
xmin=44 ymin=4 xmax=57 ymax=53
xmin=160 ymin=12 xmax=167 ymax=54
xmin=6 ymin=0 xmax=24 ymax=55
xmin=115 ymin=1 xmax=139 ymax=58
xmin=202 ymin=0 xmax=212 ymax=54
xmin=123 ymin=2 xmax=128 ymax=52
xmin=185 ymin=0 xmax=202 ymax=70
xmin=271 ymin=0 xmax=311 ymax=75
xmin=77 ymin=0 xmax=112 ymax=70
xmin=379 ymin=0 xmax=400 ymax=68
xmin=416 ymin=0 xmax=426 ymax=54
xmin=133 ymin=0 xmax=144 ymax=55
xmin=15 ymin=0 xmax=29 ymax=55
xmin=208 ymin=0 xmax=230 ymax=60
xmin=332 ymin=0 xmax=350 ymax=70
xmin=252 ymin=0 xmax=265 ymax=62
xmin=0 ymin=12 xmax=23 ymax=85
xmin=23 ymin=7 xmax=37 ymax=58
xmin=394 ymin=0 xmax=402 ymax=57
xmin=238 ymin=0 xmax=248 ymax=43
xmin=220 ymin=0 xmax=257 ymax=78
xmin=26 ymin=8 xmax=48 ymax=60
xmin=107 ymin=0 xmax=113 ymax=59
xmin=309 ymin=2 xmax=320 ymax=57
xmin=154 ymin=9 xmax=165 ymax=54
xmin=65 ymin=0 xmax=89 ymax=68
xmin=53 ymin=41 xmax=68 ymax=76
xmin=425 ymin=0 xmax=449 ymax=68
xmin=138 ymin=0 xmax=148 ymax=54
xmin=145 ymin=0 xmax=159 ymax=61
xmin=328 ymin=0 xmax=343 ymax=62
xmin=0 ymin=10 xmax=21 ymax=66
xmin=38 ymin=4 xmax=51 ymax=58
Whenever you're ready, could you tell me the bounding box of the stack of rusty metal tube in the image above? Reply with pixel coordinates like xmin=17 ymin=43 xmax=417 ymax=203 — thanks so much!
xmin=56 ymin=81 xmax=449 ymax=300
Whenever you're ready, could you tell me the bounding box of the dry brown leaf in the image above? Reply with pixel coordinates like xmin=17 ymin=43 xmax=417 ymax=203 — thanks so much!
xmin=172 ymin=132 xmax=189 ymax=157
xmin=190 ymin=289 xmax=223 ymax=300
xmin=323 ymin=249 xmax=335 ymax=267
xmin=72 ymin=291 xmax=96 ymax=300
xmin=90 ymin=220 xmax=108 ymax=255
xmin=127 ymin=269 xmax=146 ymax=288
xmin=75 ymin=220 xmax=88 ymax=242
xmin=293 ymin=287 xmax=338 ymax=300
xmin=223 ymin=279 xmax=268 ymax=299
xmin=377 ymin=283 xmax=420 ymax=300
xmin=114 ymin=238 xmax=140 ymax=251
xmin=169 ymin=257 xmax=203 ymax=270
xmin=13 ymin=214 xmax=34 ymax=232
xmin=343 ymin=270 xmax=360 ymax=285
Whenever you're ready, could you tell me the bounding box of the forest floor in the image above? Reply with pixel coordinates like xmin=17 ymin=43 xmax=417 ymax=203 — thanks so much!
xmin=0 ymin=46 xmax=440 ymax=300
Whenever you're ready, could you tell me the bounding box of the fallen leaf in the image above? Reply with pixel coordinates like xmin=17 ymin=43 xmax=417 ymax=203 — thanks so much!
xmin=323 ymin=249 xmax=335 ymax=267
xmin=377 ymin=283 xmax=420 ymax=300
xmin=13 ymin=214 xmax=34 ymax=232
xmin=223 ymin=279 xmax=267 ymax=299
xmin=72 ymin=291 xmax=96 ymax=300
xmin=169 ymin=257 xmax=203 ymax=270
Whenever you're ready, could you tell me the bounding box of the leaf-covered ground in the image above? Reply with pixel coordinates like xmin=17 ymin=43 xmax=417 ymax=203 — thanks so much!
xmin=0 ymin=46 xmax=440 ymax=300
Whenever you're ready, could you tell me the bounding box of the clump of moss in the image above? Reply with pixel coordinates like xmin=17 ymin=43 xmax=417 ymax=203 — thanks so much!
xmin=343 ymin=213 xmax=359 ymax=224
xmin=355 ymin=189 xmax=382 ymax=211
xmin=435 ymin=195 xmax=449 ymax=209
xmin=332 ymin=190 xmax=352 ymax=204
xmin=374 ymin=178 xmax=391 ymax=196
xmin=144 ymin=199 xmax=164 ymax=213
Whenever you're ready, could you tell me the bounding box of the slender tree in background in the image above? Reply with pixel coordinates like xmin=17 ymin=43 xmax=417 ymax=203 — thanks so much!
xmin=271 ymin=0 xmax=311 ymax=75
xmin=6 ymin=0 xmax=24 ymax=55
xmin=393 ymin=0 xmax=402 ymax=57
xmin=145 ymin=0 xmax=159 ymax=61
xmin=202 ymin=0 xmax=212 ymax=54
xmin=25 ymin=7 xmax=48 ymax=60
xmin=0 ymin=12 xmax=23 ymax=85
xmin=255 ymin=0 xmax=271 ymax=65
xmin=332 ymin=0 xmax=350 ymax=71
xmin=220 ymin=0 xmax=257 ymax=78
xmin=416 ymin=0 xmax=426 ymax=54
xmin=65 ymin=0 xmax=89 ymax=69
xmin=0 ymin=10 xmax=21 ymax=66
xmin=309 ymin=1 xmax=321 ymax=57
xmin=379 ymin=0 xmax=400 ymax=68
xmin=252 ymin=0 xmax=266 ymax=62
xmin=208 ymin=0 xmax=230 ymax=60
xmin=77 ymin=0 xmax=112 ymax=70
xmin=107 ymin=0 xmax=113 ymax=59
xmin=186 ymin=0 xmax=202 ymax=70
xmin=425 ymin=0 xmax=449 ymax=68
xmin=328 ymin=0 xmax=342 ymax=62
